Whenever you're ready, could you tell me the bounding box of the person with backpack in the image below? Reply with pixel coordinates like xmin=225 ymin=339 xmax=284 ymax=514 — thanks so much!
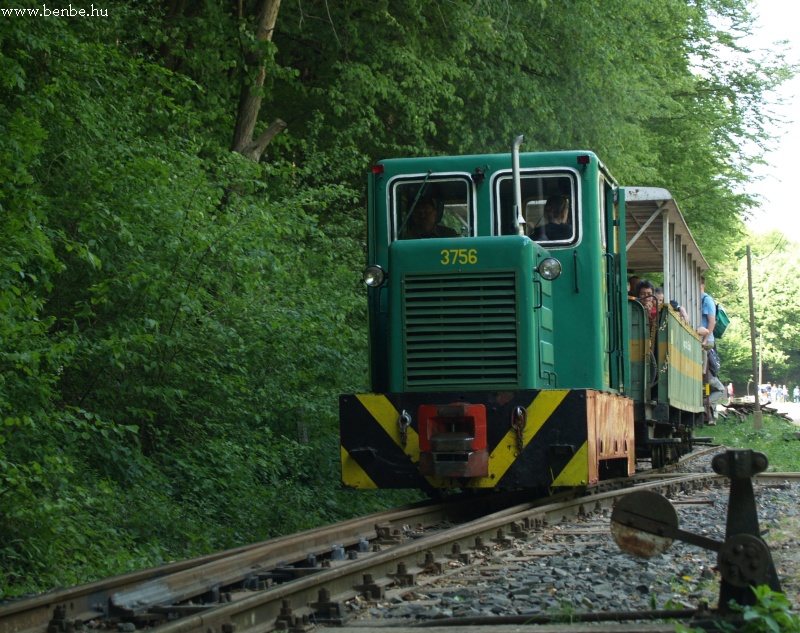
xmin=700 ymin=276 xmax=717 ymax=347
xmin=700 ymin=276 xmax=725 ymax=422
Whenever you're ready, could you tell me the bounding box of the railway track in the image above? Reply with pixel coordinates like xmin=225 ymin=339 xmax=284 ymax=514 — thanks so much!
xmin=2 ymin=447 xmax=795 ymax=633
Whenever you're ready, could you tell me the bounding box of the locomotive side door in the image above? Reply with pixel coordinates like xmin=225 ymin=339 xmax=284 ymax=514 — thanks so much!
xmin=603 ymin=179 xmax=628 ymax=392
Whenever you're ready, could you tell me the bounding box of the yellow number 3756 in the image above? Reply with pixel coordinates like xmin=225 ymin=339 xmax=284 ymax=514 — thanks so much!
xmin=440 ymin=248 xmax=478 ymax=265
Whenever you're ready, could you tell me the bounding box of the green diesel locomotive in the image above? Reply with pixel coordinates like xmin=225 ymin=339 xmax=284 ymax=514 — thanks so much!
xmin=340 ymin=139 xmax=710 ymax=495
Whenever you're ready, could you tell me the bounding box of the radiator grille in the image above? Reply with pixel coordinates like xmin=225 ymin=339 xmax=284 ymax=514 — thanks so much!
xmin=402 ymin=272 xmax=519 ymax=388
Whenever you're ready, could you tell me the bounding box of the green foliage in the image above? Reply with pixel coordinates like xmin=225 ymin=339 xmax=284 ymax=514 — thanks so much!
xmin=0 ymin=0 xmax=421 ymax=597
xmin=729 ymin=586 xmax=800 ymax=633
xmin=678 ymin=586 xmax=800 ymax=632
xmin=711 ymin=231 xmax=800 ymax=389
xmin=701 ymin=411 xmax=800 ymax=472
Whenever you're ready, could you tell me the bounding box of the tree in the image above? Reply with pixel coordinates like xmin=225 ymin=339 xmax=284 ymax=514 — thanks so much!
xmin=230 ymin=0 xmax=287 ymax=161
xmin=712 ymin=231 xmax=800 ymax=392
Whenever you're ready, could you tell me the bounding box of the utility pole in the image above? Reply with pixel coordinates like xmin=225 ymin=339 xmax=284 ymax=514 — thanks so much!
xmin=747 ymin=245 xmax=763 ymax=430
xmin=758 ymin=331 xmax=762 ymax=389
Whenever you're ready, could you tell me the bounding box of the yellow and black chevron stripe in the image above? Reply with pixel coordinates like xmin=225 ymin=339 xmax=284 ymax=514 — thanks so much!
xmin=340 ymin=389 xmax=606 ymax=491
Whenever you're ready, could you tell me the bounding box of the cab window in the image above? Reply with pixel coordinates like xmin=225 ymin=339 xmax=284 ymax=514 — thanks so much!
xmin=496 ymin=173 xmax=578 ymax=246
xmin=392 ymin=177 xmax=471 ymax=240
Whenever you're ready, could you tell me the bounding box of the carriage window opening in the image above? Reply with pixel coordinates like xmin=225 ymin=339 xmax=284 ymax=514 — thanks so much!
xmin=496 ymin=174 xmax=577 ymax=246
xmin=393 ymin=178 xmax=471 ymax=240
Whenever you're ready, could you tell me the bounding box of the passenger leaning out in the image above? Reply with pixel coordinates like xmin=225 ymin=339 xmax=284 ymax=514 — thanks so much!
xmin=635 ymin=279 xmax=658 ymax=328
xmin=655 ymin=286 xmax=690 ymax=323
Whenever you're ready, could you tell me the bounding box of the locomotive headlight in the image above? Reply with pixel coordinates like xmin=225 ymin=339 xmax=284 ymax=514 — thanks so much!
xmin=537 ymin=257 xmax=562 ymax=281
xmin=362 ymin=265 xmax=386 ymax=287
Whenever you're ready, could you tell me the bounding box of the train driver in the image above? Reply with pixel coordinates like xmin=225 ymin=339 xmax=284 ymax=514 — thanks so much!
xmin=401 ymin=198 xmax=459 ymax=239
xmin=530 ymin=195 xmax=572 ymax=241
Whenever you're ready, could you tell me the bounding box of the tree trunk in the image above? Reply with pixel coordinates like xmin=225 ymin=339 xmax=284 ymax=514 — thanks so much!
xmin=231 ymin=0 xmax=285 ymax=162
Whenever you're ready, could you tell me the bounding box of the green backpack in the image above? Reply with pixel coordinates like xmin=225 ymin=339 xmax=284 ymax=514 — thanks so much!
xmin=713 ymin=303 xmax=730 ymax=339
xmin=703 ymin=293 xmax=730 ymax=339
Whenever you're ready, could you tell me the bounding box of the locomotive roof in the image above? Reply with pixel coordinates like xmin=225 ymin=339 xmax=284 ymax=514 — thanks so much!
xmin=623 ymin=187 xmax=710 ymax=274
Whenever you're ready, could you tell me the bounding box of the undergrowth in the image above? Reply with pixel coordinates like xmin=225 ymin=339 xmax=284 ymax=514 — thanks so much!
xmin=700 ymin=410 xmax=800 ymax=472
xmin=676 ymin=586 xmax=800 ymax=632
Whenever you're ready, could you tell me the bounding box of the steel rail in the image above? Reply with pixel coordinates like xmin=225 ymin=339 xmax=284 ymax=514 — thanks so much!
xmin=0 ymin=496 xmax=491 ymax=633
xmin=142 ymin=472 xmax=722 ymax=633
xmin=0 ymin=448 xmax=732 ymax=633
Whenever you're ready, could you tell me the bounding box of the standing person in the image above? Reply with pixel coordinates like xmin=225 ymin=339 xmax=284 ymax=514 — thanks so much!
xmin=700 ymin=276 xmax=717 ymax=348
xmin=793 ymin=385 xmax=799 ymax=403
xmin=700 ymin=276 xmax=725 ymax=421
xmin=727 ymin=382 xmax=734 ymax=401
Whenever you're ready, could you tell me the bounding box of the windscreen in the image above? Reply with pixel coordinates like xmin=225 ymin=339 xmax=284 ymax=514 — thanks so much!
xmin=496 ymin=173 xmax=578 ymax=246
xmin=392 ymin=177 xmax=472 ymax=240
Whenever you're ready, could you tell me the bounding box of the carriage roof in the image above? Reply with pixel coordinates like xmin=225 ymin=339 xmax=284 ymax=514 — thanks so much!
xmin=623 ymin=186 xmax=709 ymax=322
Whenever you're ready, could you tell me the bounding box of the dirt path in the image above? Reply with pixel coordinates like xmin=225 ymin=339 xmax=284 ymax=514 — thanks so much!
xmin=766 ymin=401 xmax=800 ymax=424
